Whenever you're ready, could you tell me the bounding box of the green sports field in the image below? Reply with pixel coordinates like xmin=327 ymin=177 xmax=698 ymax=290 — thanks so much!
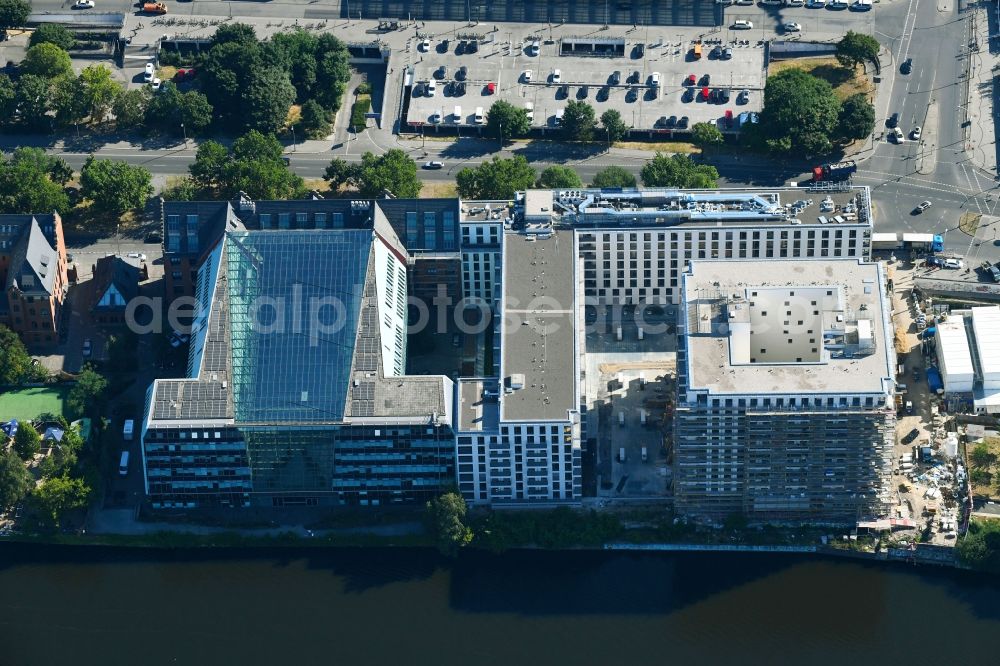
xmin=0 ymin=386 xmax=70 ymax=422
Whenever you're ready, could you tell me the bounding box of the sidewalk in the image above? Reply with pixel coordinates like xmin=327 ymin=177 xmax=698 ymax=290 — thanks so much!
xmin=966 ymin=2 xmax=998 ymax=176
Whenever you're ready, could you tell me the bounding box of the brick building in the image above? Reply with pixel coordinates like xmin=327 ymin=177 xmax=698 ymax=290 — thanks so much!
xmin=0 ymin=213 xmax=68 ymax=346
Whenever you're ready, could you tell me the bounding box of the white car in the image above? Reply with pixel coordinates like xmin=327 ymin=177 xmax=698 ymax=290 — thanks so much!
xmin=784 ymin=0 xmax=805 ymax=5
xmin=127 ymin=252 xmax=147 ymax=261
xmin=783 ymin=22 xmax=802 ymax=32
xmin=715 ymin=0 xmax=734 ymax=4
xmin=143 ymin=62 xmax=155 ymax=82
xmin=420 ymin=38 xmax=430 ymax=51
xmin=891 ymin=127 xmax=905 ymax=143
xmin=829 ymin=0 xmax=849 ymax=7
xmin=911 ymin=126 xmax=922 ymax=140
xmin=426 ymin=79 xmax=436 ymax=97
xmin=650 ymin=71 xmax=660 ymax=87
xmin=522 ymin=69 xmax=532 ymax=83
xmin=735 ymin=0 xmax=754 ymax=4
xmin=552 ymin=69 xmax=562 ymax=83
xmin=422 ymin=161 xmax=444 ymax=170
xmin=430 ymin=110 xmax=442 ymax=124
xmin=732 ymin=19 xmax=753 ymax=30
xmin=150 ymin=77 xmax=161 ymax=91
xmin=524 ymin=101 xmax=534 ymax=121
xmin=807 ymin=0 xmax=826 ymax=6
xmin=73 ymin=0 xmax=95 ymax=8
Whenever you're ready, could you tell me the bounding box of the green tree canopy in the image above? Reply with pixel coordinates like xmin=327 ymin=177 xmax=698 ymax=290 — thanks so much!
xmin=145 ymin=82 xmax=213 ymax=136
xmin=486 ymin=100 xmax=531 ymax=143
xmin=641 ymin=153 xmax=719 ymax=188
xmin=29 ymin=24 xmax=76 ymax=51
xmin=456 ymin=155 xmax=536 ymax=200
xmin=836 ymin=31 xmax=881 ymax=69
xmin=0 ymin=449 xmax=31 ymax=510
xmin=537 ymin=165 xmax=582 ymax=189
xmin=600 ymin=109 xmax=630 ymax=144
xmin=353 ymin=149 xmax=421 ymax=198
xmin=691 ymin=122 xmax=724 ymax=147
xmin=12 ymin=424 xmax=40 ymax=460
xmin=112 ymin=87 xmax=151 ymax=129
xmin=561 ymin=100 xmax=596 ymax=141
xmin=0 ymin=0 xmax=30 ymax=31
xmin=758 ymin=69 xmax=841 ymax=156
xmin=80 ymin=156 xmax=153 ymax=216
xmin=0 ymin=325 xmax=36 ymax=383
xmin=298 ymin=99 xmax=331 ymax=139
xmin=51 ymin=74 xmax=87 ymax=127
xmin=970 ymin=442 xmax=997 ymax=469
xmin=590 ymin=165 xmax=637 ymax=189
xmin=211 ymin=22 xmax=257 ymax=48
xmin=189 ymin=131 xmax=305 ymax=200
xmin=66 ymin=366 xmax=108 ymax=420
xmin=31 ymin=475 xmax=92 ymax=526
xmin=22 ymin=42 xmax=73 ymax=80
xmin=13 ymin=74 xmax=52 ymax=130
xmin=0 ymin=73 xmax=14 ymax=122
xmin=425 ymin=492 xmax=473 ymax=556
xmin=837 ymin=93 xmax=875 ymax=142
xmin=0 ymin=147 xmax=72 ymax=214
xmin=77 ymin=65 xmax=122 ymax=124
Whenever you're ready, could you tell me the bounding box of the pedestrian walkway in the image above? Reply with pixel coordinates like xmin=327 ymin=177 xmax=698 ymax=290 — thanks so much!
xmin=966 ymin=3 xmax=998 ymax=176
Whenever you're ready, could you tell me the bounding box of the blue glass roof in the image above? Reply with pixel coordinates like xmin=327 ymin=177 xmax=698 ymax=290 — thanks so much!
xmin=225 ymin=230 xmax=372 ymax=423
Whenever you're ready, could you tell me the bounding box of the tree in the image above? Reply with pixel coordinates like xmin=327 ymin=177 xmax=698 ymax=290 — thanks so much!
xmin=12 ymin=424 xmax=40 ymax=460
xmin=0 ymin=147 xmax=71 ymax=214
xmin=836 ymin=31 xmax=881 ymax=69
xmin=600 ymin=109 xmax=630 ymax=144
xmin=298 ymin=99 xmax=331 ymax=138
xmin=21 ymin=43 xmax=74 ymax=80
xmin=0 ymin=325 xmax=35 ymax=383
xmin=537 ymin=165 xmax=582 ymax=188
xmin=0 ymin=450 xmax=31 ymax=511
xmin=244 ymin=66 xmax=297 ymax=133
xmin=425 ymin=492 xmax=473 ymax=556
xmin=38 ymin=444 xmax=77 ymax=480
xmin=0 ymin=0 xmax=29 ymax=31
xmin=189 ymin=140 xmax=229 ymax=191
xmin=112 ymin=87 xmax=151 ymax=129
xmin=77 ymin=65 xmax=122 ymax=124
xmin=80 ymin=157 xmax=153 ymax=215
xmin=486 ymin=100 xmax=531 ymax=143
xmin=31 ymin=475 xmax=92 ymax=526
xmin=13 ymin=74 xmax=52 ymax=130
xmin=455 ymin=155 xmax=537 ymax=200
xmin=561 ymin=100 xmax=596 ymax=141
xmin=189 ymin=131 xmax=304 ymax=200
xmin=323 ymin=158 xmax=353 ymax=192
xmin=590 ymin=165 xmax=637 ymax=189
xmin=837 ymin=93 xmax=875 ymax=142
xmin=51 ymin=75 xmax=87 ymax=127
xmin=210 ymin=22 xmax=257 ymax=48
xmin=971 ymin=442 xmax=997 ymax=469
xmin=691 ymin=122 xmax=724 ymax=147
xmin=29 ymin=24 xmax=76 ymax=51
xmin=758 ymin=69 xmax=841 ymax=156
xmin=641 ymin=153 xmax=719 ymax=188
xmin=0 ymin=73 xmax=14 ymax=123
xmin=145 ymin=82 xmax=213 ymax=136
xmin=353 ymin=149 xmax=421 ymax=198
xmin=66 ymin=366 xmax=107 ymax=420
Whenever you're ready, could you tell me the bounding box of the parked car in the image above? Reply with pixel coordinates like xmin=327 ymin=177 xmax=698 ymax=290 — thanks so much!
xmin=551 ymin=69 xmax=562 ymax=83
xmin=902 ymin=428 xmax=920 ymax=444
xmin=82 ymin=338 xmax=92 ymax=357
xmin=731 ymin=19 xmax=753 ymax=29
xmin=521 ymin=69 xmax=531 ymax=82
xmin=126 ymin=252 xmax=148 ymax=261
xmin=150 ymin=77 xmax=161 ymax=91
xmin=943 ymin=258 xmax=964 ymax=269
xmin=677 ymin=116 xmax=689 ymax=129
xmin=420 ymin=38 xmax=430 ymax=52
xmin=143 ymin=62 xmax=155 ymax=82
xmin=782 ymin=22 xmax=802 ymax=32
xmin=73 ymin=0 xmax=95 ymax=8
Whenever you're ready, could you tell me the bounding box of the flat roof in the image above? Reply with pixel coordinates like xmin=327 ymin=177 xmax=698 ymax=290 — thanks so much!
xmin=936 ymin=318 xmax=975 ymax=382
xmin=682 ymin=259 xmax=894 ymax=396
xmin=457 ymin=379 xmax=500 ymax=432
xmin=972 ymin=306 xmax=1000 ymax=381
xmin=500 ymin=230 xmax=578 ymax=421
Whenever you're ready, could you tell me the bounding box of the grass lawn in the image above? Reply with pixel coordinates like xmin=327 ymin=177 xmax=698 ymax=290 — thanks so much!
xmin=0 ymin=386 xmax=70 ymax=422
xmin=768 ymin=57 xmax=874 ymax=101
xmin=420 ymin=181 xmax=457 ymax=198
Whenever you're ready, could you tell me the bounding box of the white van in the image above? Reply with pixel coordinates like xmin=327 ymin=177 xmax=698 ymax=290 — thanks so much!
xmin=119 ymin=451 xmax=129 ymax=476
xmin=123 ymin=419 xmax=134 ymax=441
xmin=426 ymin=79 xmax=436 ymax=97
xmin=732 ymin=19 xmax=753 ymax=29
xmin=474 ymin=106 xmax=485 ymax=124
xmin=650 ymin=71 xmax=660 ymax=87
xmin=555 ymin=108 xmax=565 ymax=125
xmin=851 ymin=0 xmax=872 ymax=8
xmin=453 ymin=105 xmax=462 ymax=123
xmin=524 ymin=101 xmax=534 ymax=121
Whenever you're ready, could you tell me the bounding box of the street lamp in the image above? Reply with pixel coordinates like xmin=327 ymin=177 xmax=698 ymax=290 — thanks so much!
xmin=291 ymin=125 xmax=297 ymax=152
xmin=499 ymin=120 xmax=503 ymax=148
xmin=181 ymin=122 xmax=186 ymax=143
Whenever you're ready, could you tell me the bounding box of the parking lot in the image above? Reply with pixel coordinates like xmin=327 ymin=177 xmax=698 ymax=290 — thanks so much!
xmin=406 ymin=31 xmax=766 ymax=132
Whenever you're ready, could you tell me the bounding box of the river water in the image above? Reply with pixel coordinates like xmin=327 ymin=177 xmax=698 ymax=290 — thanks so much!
xmin=1 ymin=545 xmax=999 ymax=665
